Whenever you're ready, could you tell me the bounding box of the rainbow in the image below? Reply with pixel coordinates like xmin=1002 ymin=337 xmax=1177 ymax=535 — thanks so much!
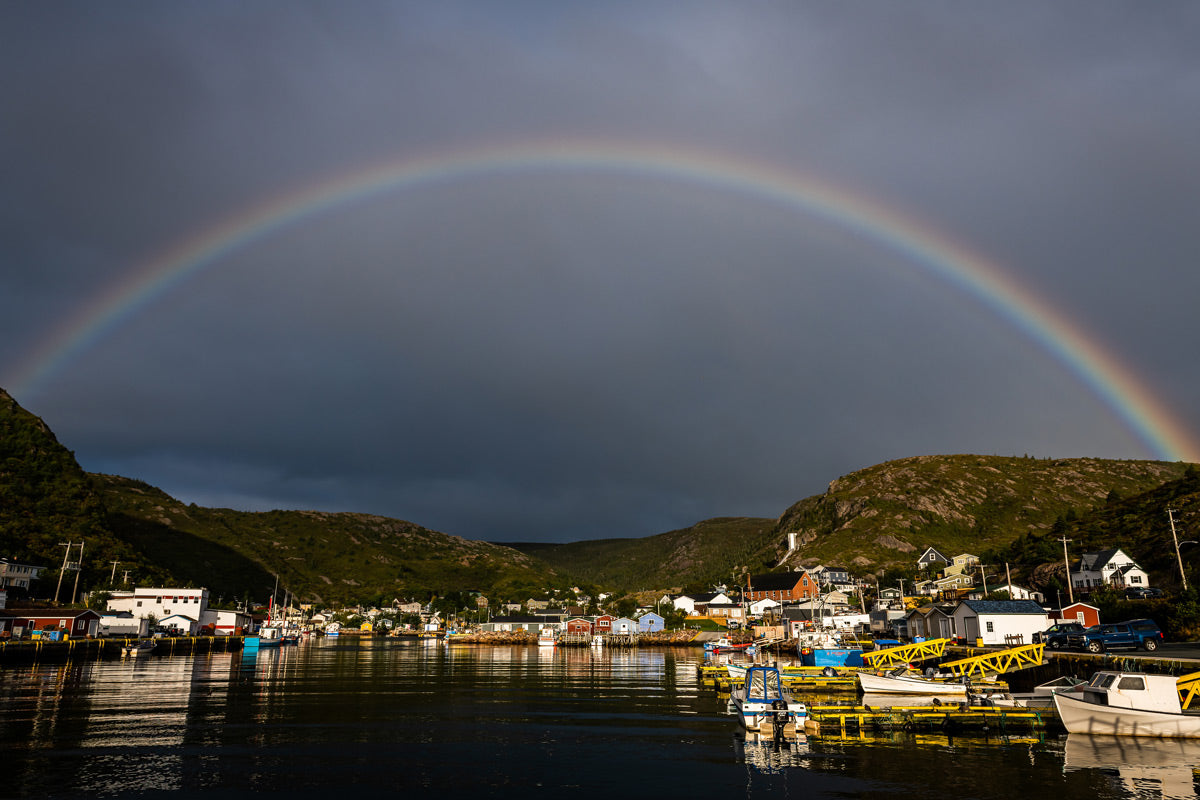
xmin=7 ymin=139 xmax=1199 ymax=462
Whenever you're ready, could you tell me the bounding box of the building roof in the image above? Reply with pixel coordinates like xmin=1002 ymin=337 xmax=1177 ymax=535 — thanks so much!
xmin=1076 ymin=548 xmax=1136 ymax=572
xmin=748 ymin=572 xmax=807 ymax=591
xmin=958 ymin=599 xmax=1046 ymax=615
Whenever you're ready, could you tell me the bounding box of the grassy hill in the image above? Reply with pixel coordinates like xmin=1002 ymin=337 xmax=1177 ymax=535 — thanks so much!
xmin=95 ymin=474 xmax=563 ymax=607
xmin=505 ymin=516 xmax=778 ymax=594
xmin=5 ymin=386 xmax=1198 ymax=608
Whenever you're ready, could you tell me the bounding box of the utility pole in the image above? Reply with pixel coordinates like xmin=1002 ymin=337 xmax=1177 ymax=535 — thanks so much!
xmin=979 ymin=563 xmax=989 ymax=595
xmin=54 ymin=542 xmax=73 ymax=603
xmin=121 ymin=570 xmax=131 ymax=585
xmin=1059 ymin=536 xmax=1074 ymax=604
xmin=1169 ymin=508 xmax=1188 ymax=592
xmin=110 ymin=560 xmax=120 ymax=584
xmin=70 ymin=541 xmax=85 ymax=604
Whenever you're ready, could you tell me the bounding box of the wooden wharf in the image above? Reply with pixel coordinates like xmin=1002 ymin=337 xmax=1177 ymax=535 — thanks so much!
xmin=805 ymin=701 xmax=1053 ymax=735
xmin=0 ymin=635 xmax=245 ymax=664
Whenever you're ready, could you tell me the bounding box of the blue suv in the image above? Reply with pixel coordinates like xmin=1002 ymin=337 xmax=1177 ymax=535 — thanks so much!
xmin=1065 ymin=618 xmax=1163 ymax=653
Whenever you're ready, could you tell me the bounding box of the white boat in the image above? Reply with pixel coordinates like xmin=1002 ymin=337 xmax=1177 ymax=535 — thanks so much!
xmin=730 ymin=665 xmax=807 ymax=738
xmin=857 ymin=670 xmax=969 ymax=695
xmin=256 ymin=625 xmax=283 ymax=647
xmin=121 ymin=640 xmax=156 ymax=657
xmin=537 ymin=627 xmax=557 ymax=647
xmin=1053 ymin=671 xmax=1200 ymax=738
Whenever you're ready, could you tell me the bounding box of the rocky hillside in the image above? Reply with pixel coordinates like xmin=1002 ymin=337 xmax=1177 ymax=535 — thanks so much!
xmin=772 ymin=454 xmax=1191 ymax=573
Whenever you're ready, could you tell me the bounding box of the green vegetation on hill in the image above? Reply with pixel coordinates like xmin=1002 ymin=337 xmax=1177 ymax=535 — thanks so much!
xmin=94 ymin=475 xmax=562 ymax=607
xmin=772 ymin=455 xmax=1191 ymax=574
xmin=4 ymin=386 xmax=1199 ymax=608
xmin=506 ymin=517 xmax=778 ymax=593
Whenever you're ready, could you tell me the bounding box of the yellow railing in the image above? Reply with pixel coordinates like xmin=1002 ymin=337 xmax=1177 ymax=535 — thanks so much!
xmin=940 ymin=643 xmax=1045 ymax=678
xmin=1177 ymin=671 xmax=1200 ymax=710
xmin=861 ymin=638 xmax=949 ymax=668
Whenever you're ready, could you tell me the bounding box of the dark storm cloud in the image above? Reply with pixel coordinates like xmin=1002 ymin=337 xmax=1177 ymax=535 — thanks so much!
xmin=3 ymin=3 xmax=1199 ymax=542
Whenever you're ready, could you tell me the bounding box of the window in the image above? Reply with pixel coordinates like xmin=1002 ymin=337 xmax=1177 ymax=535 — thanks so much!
xmin=986 ymin=621 xmax=994 ymax=632
xmin=1118 ymin=676 xmax=1146 ymax=691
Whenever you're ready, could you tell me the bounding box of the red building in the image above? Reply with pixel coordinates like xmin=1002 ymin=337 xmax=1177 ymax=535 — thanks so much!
xmin=566 ymin=617 xmax=593 ymax=635
xmin=744 ymin=571 xmax=819 ymax=604
xmin=0 ymin=608 xmax=101 ymax=639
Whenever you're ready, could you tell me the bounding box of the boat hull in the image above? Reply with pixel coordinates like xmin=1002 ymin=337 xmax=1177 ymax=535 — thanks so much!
xmin=1054 ymin=691 xmax=1200 ymax=739
xmin=857 ymin=672 xmax=967 ymax=695
xmin=798 ymin=647 xmax=864 ymax=668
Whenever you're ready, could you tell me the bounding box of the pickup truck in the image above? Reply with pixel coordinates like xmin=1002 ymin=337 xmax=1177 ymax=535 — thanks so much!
xmin=1033 ymin=621 xmax=1085 ymax=649
xmin=1065 ymin=618 xmax=1163 ymax=653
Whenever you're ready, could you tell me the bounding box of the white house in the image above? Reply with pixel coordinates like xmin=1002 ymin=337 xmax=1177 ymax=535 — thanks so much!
xmin=951 ymin=599 xmax=1048 ymax=646
xmin=674 ymin=592 xmax=733 ymax=615
xmin=748 ymin=597 xmax=780 ymax=616
xmin=987 ymin=583 xmax=1041 ymax=603
xmin=98 ymin=611 xmax=149 ymax=638
xmin=1071 ymin=549 xmax=1149 ymax=591
xmin=203 ymin=608 xmax=254 ymax=635
xmin=158 ymin=613 xmax=199 ymax=635
xmin=107 ymin=587 xmax=210 ymax=620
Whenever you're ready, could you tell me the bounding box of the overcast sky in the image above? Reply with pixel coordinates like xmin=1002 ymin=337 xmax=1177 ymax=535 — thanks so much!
xmin=4 ymin=3 xmax=1199 ymax=543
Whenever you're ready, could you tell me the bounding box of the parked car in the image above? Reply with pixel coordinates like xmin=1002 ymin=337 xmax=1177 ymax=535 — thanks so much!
xmin=1033 ymin=621 xmax=1086 ymax=649
xmin=1065 ymin=618 xmax=1164 ymax=653
xmin=1125 ymin=587 xmax=1164 ymax=599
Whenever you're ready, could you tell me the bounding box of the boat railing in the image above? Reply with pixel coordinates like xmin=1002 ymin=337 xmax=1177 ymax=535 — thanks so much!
xmin=1178 ymin=671 xmax=1200 ymax=710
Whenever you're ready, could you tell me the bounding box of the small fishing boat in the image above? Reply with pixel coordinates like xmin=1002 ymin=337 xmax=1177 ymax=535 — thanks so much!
xmin=705 ymin=637 xmax=753 ymax=653
xmin=795 ymin=629 xmax=864 ymax=667
xmin=1053 ymin=671 xmax=1200 ymax=738
xmin=537 ymin=627 xmax=558 ymax=647
xmin=256 ymin=625 xmax=283 ymax=647
xmin=857 ymin=669 xmax=969 ymax=695
xmin=730 ymin=665 xmax=807 ymax=739
xmin=121 ymin=640 xmax=156 ymax=657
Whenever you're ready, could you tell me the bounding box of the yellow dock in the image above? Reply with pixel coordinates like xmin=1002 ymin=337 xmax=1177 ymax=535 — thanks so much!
xmin=806 ymin=701 xmax=1051 ymax=734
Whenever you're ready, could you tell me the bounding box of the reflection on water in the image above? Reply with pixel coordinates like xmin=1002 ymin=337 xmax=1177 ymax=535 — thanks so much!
xmin=1 ymin=638 xmax=1195 ymax=799
xmin=1064 ymin=735 xmax=1200 ymax=800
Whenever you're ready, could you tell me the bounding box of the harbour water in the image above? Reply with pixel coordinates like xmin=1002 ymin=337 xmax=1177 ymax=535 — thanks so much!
xmin=2 ymin=637 xmax=1198 ymax=799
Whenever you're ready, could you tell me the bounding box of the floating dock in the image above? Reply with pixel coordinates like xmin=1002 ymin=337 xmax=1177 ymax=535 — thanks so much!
xmin=806 ymin=701 xmax=1052 ymax=734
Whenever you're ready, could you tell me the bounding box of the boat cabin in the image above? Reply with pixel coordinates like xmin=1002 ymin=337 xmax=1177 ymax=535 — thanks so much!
xmin=1076 ymin=672 xmax=1183 ymax=714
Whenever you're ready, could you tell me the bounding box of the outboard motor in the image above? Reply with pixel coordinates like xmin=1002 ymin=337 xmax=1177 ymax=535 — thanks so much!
xmin=771 ymin=698 xmax=790 ymax=742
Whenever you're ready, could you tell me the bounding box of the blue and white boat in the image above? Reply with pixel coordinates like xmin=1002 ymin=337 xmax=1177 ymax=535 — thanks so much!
xmin=730 ymin=665 xmax=807 ymax=738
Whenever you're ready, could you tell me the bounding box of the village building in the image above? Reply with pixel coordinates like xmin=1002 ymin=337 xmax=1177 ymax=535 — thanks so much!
xmin=0 ymin=558 xmax=48 ymax=592
xmin=905 ymin=605 xmax=956 ymax=641
xmin=916 ymin=547 xmax=951 ymax=571
xmin=744 ymin=571 xmax=819 ymax=604
xmin=1071 ymin=548 xmax=1149 ymax=591
xmin=98 ymin=611 xmax=149 ymax=638
xmin=950 ymin=599 xmax=1048 ymax=646
xmin=637 ymin=612 xmax=664 ymax=632
xmin=0 ymin=608 xmax=100 ymax=639
xmin=1051 ymin=601 xmax=1101 ymax=628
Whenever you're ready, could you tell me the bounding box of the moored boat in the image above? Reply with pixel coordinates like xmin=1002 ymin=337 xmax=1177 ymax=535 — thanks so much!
xmin=857 ymin=670 xmax=969 ymax=695
xmin=705 ymin=637 xmax=752 ymax=653
xmin=1053 ymin=671 xmax=1200 ymax=738
xmin=537 ymin=627 xmax=558 ymax=647
xmin=121 ymin=639 xmax=156 ymax=657
xmin=730 ymin=665 xmax=807 ymax=739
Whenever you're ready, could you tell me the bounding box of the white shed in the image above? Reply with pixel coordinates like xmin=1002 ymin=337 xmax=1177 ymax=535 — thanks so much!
xmin=951 ymin=600 xmax=1048 ymax=646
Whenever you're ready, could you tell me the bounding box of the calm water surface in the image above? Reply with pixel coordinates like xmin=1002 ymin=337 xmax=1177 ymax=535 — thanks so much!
xmin=2 ymin=637 xmax=1198 ymax=799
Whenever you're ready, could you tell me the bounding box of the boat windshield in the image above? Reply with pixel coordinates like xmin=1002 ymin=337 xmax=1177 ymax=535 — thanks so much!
xmin=1089 ymin=673 xmax=1118 ymax=689
xmin=746 ymin=669 xmax=782 ymax=702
